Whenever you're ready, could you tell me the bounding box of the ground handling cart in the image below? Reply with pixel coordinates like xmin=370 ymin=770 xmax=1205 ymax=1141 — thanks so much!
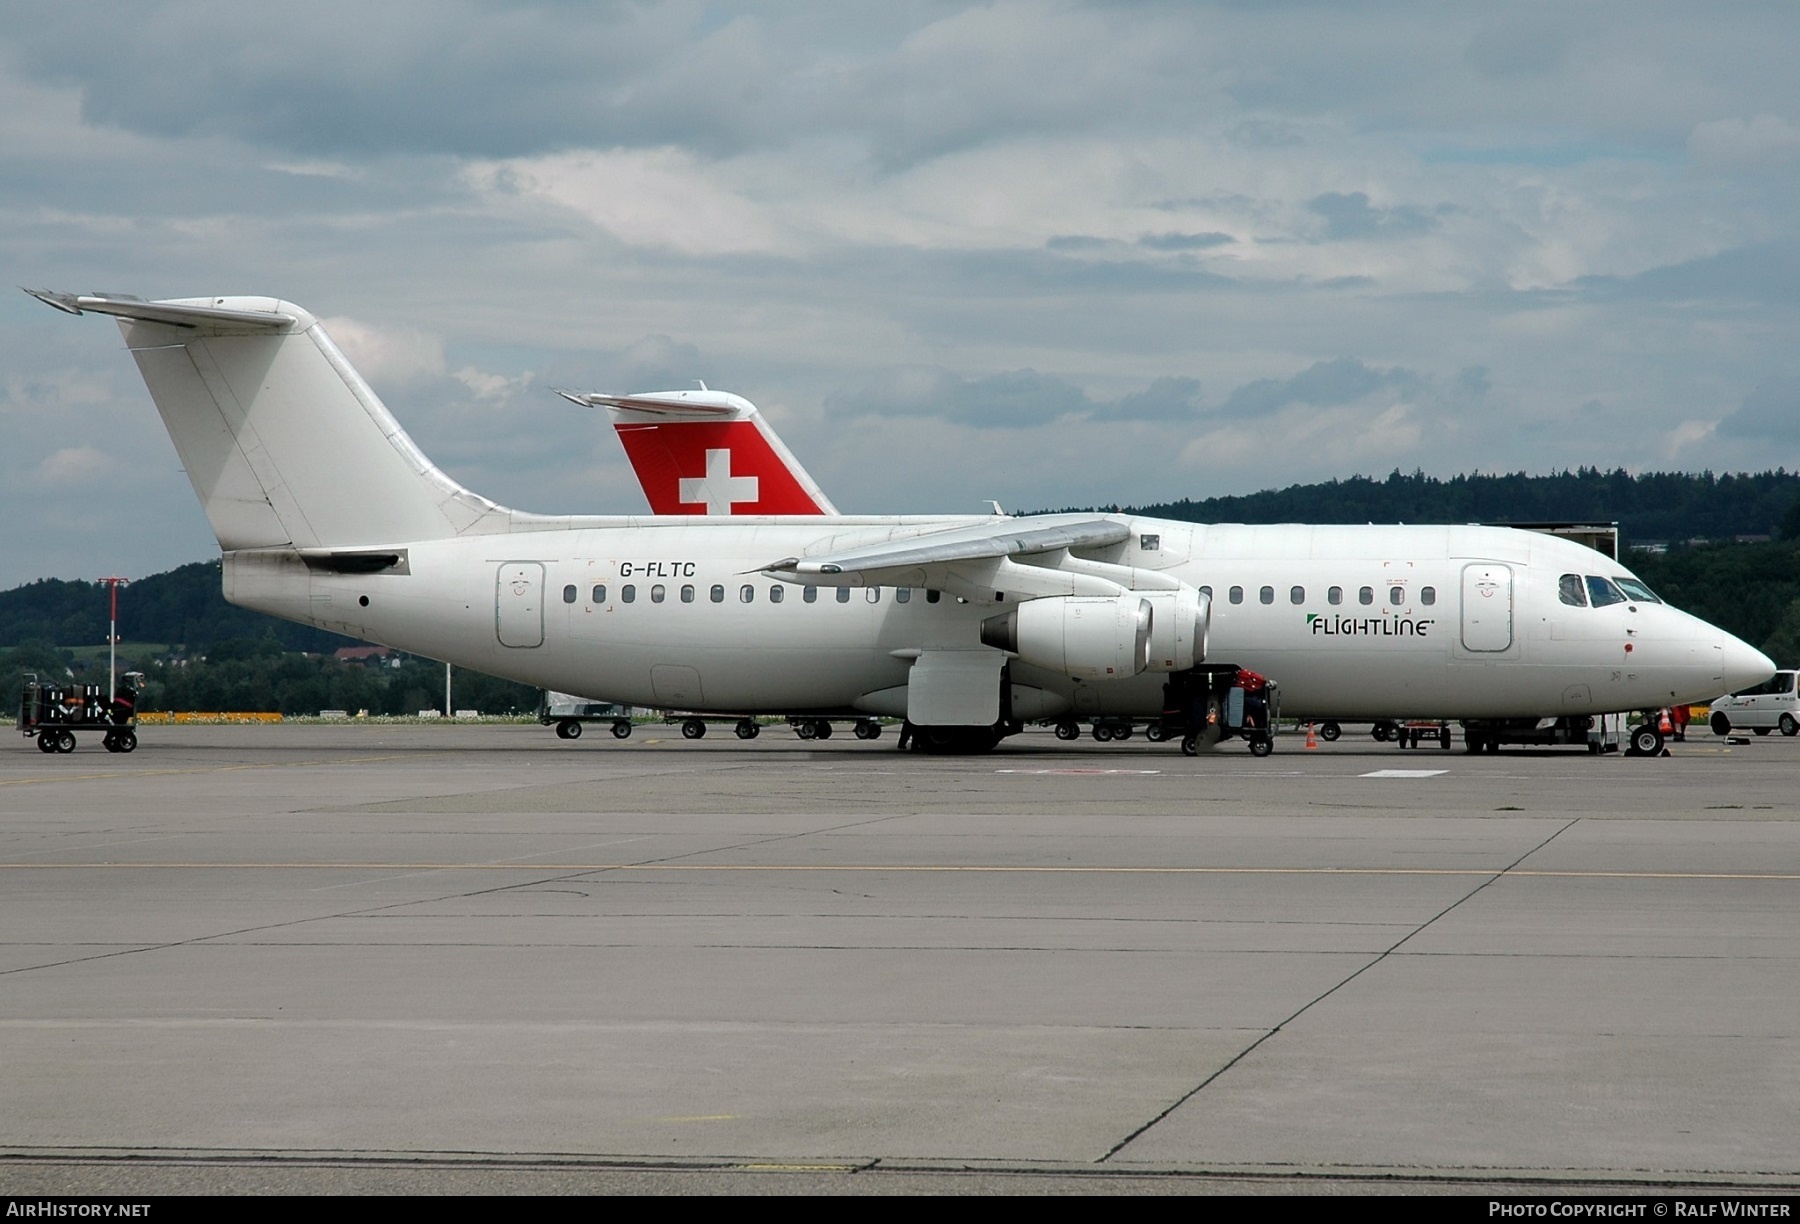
xmin=1156 ymin=664 xmax=1280 ymax=757
xmin=18 ymin=673 xmax=139 ymax=754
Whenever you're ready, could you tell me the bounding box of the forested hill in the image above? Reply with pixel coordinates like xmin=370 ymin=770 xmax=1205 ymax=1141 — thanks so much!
xmin=0 ymin=561 xmax=353 ymax=653
xmin=1124 ymin=468 xmax=1800 ymax=545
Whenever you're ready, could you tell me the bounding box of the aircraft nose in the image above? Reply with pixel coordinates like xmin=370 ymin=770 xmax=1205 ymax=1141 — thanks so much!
xmin=1718 ymin=632 xmax=1776 ymax=694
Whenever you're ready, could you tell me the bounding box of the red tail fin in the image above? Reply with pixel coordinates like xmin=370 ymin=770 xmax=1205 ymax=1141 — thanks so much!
xmin=564 ymin=388 xmax=836 ymax=515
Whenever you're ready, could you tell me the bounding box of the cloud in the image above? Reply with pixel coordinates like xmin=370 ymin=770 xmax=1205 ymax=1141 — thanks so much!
xmin=453 ymin=366 xmax=533 ymax=401
xmin=1138 ymin=232 xmax=1234 ymax=252
xmin=1688 ymin=115 xmax=1800 ymax=167
xmin=1220 ymin=358 xmax=1418 ymax=417
xmin=318 ymin=317 xmax=445 ymax=387
xmin=463 ymin=148 xmax=780 ymax=255
xmin=34 ymin=445 xmax=119 ymax=485
xmin=1307 ymin=192 xmax=1435 ymax=241
xmin=827 ymin=367 xmax=1094 ymax=429
xmin=1094 ymin=376 xmax=1205 ymax=422
xmin=615 ymin=336 xmax=709 ymax=391
xmin=1716 ymin=380 xmax=1800 ymax=442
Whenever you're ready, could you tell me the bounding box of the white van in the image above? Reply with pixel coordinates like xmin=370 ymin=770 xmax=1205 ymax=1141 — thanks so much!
xmin=1708 ymin=669 xmax=1800 ymax=737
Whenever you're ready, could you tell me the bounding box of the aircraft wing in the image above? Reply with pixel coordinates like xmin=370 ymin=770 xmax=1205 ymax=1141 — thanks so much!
xmin=777 ymin=516 xmax=1130 ymax=576
xmin=762 ymin=514 xmax=1136 ymax=601
xmin=24 ymin=289 xmax=297 ymax=331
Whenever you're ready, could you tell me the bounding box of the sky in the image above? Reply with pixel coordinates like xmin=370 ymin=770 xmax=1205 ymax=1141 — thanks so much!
xmin=4 ymin=1 xmax=1800 ymax=588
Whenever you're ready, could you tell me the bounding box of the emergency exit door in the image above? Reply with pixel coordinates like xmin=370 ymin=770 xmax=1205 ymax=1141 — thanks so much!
xmin=1460 ymin=563 xmax=1513 ymax=652
xmin=496 ymin=562 xmax=545 ymax=647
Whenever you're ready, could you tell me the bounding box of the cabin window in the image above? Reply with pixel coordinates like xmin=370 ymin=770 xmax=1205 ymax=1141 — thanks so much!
xmin=1259 ymin=586 xmax=1274 ymax=605
xmin=1586 ymin=576 xmax=1627 ymax=608
xmin=1359 ymin=586 xmax=1373 ymax=605
xmin=769 ymin=585 xmax=784 ymax=604
xmin=867 ymin=587 xmax=882 ymax=603
xmin=650 ymin=584 xmax=665 ymax=603
xmin=1389 ymin=586 xmax=1405 ymax=606
xmin=1229 ymin=586 xmax=1243 ymax=604
xmin=1199 ymin=585 xmax=1212 ymax=600
xmin=837 ymin=587 xmax=851 ymax=603
xmin=562 ymin=584 xmax=577 ymax=604
xmin=1290 ymin=586 xmax=1305 ymax=605
xmin=1420 ymin=586 xmax=1436 ymax=606
xmin=1559 ymin=574 xmax=1587 ymax=607
xmin=592 ymin=584 xmax=606 ymax=604
xmin=621 ymin=584 xmax=636 ymax=603
xmin=926 ymin=589 xmax=941 ymax=603
xmin=710 ymin=584 xmax=725 ymax=603
xmin=740 ymin=584 xmax=755 ymax=603
xmin=804 ymin=586 xmax=818 ymax=603
xmin=896 ymin=587 xmax=912 ymax=603
xmin=1328 ymin=586 xmax=1343 ymax=605
xmin=681 ymin=584 xmax=695 ymax=603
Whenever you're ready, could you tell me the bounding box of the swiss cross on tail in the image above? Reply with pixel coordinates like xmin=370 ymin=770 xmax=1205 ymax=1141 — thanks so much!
xmin=560 ymin=387 xmax=836 ymax=515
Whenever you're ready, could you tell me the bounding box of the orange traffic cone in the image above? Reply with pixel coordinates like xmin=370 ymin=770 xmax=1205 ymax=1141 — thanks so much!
xmin=1305 ymin=721 xmax=1319 ymax=750
xmin=1659 ymin=709 xmax=1672 ymax=735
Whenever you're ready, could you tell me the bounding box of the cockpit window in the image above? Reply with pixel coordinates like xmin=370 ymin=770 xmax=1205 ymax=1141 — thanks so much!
xmin=1585 ymin=576 xmax=1627 ymax=607
xmin=1614 ymin=576 xmax=1662 ymax=604
xmin=1559 ymin=574 xmax=1587 ymax=607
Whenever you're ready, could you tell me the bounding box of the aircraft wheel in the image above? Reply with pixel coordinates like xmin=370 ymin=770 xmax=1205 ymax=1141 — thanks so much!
xmin=1112 ymin=723 xmax=1133 ymax=741
xmin=794 ymin=721 xmax=817 ymax=740
xmin=682 ymin=718 xmax=706 ymax=740
xmin=1144 ymin=724 xmax=1166 ymax=742
xmin=1629 ymin=724 xmax=1663 ymax=756
xmin=1781 ymin=714 xmax=1798 ymax=737
xmin=1709 ymin=712 xmax=1731 ymax=736
xmin=1249 ymin=735 xmax=1273 ymax=758
xmin=117 ymin=730 xmax=137 ymax=753
xmin=1318 ymin=721 xmax=1341 ymax=742
xmin=1092 ymin=723 xmax=1114 ymax=742
xmin=1372 ymin=721 xmax=1394 ymax=742
xmin=56 ymin=730 xmax=76 ymax=753
xmin=735 ymin=719 xmax=759 ymax=740
xmin=103 ymin=734 xmax=120 ymax=753
xmin=1180 ymin=733 xmax=1199 ymax=756
xmin=556 ymin=720 xmax=581 ymax=740
xmin=1054 ymin=720 xmax=1079 ymax=741
xmin=853 ymin=720 xmax=880 ymax=740
xmin=611 ymin=720 xmax=632 ymax=739
xmin=37 ymin=731 xmax=57 ymax=754
xmin=813 ymin=720 xmax=833 ymax=740
xmin=1439 ymin=728 xmax=1451 ymax=749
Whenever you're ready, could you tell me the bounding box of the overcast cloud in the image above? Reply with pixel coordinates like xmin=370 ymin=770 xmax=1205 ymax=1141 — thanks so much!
xmin=5 ymin=2 xmax=1800 ymax=586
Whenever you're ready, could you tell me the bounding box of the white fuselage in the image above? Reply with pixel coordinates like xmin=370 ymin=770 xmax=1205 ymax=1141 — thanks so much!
xmin=225 ymin=515 xmax=1760 ymax=721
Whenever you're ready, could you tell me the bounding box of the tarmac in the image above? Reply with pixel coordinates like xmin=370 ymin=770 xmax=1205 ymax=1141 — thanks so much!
xmin=1 ymin=721 xmax=1796 ymax=1196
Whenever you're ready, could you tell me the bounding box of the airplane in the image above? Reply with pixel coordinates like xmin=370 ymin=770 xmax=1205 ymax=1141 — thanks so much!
xmin=25 ymin=289 xmax=1776 ymax=754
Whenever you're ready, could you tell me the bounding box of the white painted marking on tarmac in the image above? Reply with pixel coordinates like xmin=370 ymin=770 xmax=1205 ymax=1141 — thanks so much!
xmin=1361 ymin=769 xmax=1448 ymax=778
xmin=995 ymin=769 xmax=1161 ymax=775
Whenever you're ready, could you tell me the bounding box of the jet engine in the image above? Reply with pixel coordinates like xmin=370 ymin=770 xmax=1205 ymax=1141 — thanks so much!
xmin=980 ymin=595 xmax=1152 ymax=678
xmin=1141 ymin=587 xmax=1210 ymax=672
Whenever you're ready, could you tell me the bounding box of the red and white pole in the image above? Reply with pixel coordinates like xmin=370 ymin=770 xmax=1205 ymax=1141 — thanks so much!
xmin=100 ymin=577 xmax=128 ymax=706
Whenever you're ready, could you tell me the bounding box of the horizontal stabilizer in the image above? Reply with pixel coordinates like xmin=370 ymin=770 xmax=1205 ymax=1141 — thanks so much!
xmin=559 ymin=388 xmax=754 ymax=419
xmin=24 ymin=289 xmax=296 ymax=332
